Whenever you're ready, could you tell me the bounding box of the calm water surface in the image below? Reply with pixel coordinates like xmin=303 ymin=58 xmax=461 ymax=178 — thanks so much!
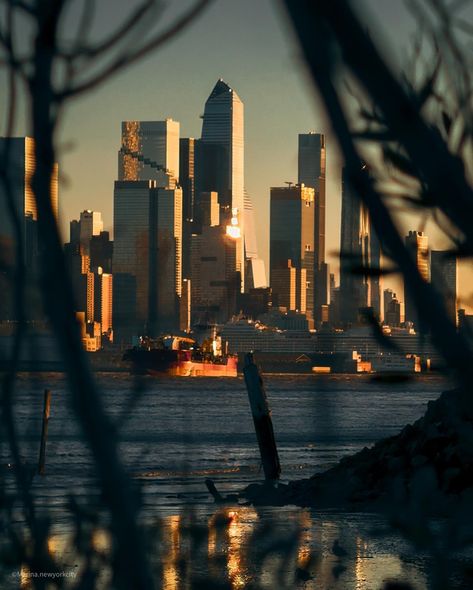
xmin=3 ymin=372 xmax=470 ymax=589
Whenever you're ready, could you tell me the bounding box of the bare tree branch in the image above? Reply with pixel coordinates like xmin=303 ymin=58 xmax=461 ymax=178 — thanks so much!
xmin=301 ymin=1 xmax=473 ymax=256
xmin=56 ymin=0 xmax=212 ymax=100
xmin=282 ymin=0 xmax=473 ymax=387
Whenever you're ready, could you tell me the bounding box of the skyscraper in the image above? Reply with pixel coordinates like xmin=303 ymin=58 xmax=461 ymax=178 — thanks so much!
xmin=190 ymin=224 xmax=240 ymax=326
xmin=113 ymin=181 xmax=154 ymax=341
xmin=404 ymin=230 xmax=429 ymax=330
xmin=431 ymin=250 xmax=457 ymax=325
xmin=339 ymin=166 xmax=381 ymax=325
xmin=198 ymin=79 xmax=245 ymax=290
xmin=0 ymin=137 xmax=58 ymax=320
xmin=270 ymin=184 xmax=314 ymax=316
xmin=179 ymin=137 xmax=195 ymax=279
xmin=0 ymin=137 xmax=58 ymax=263
xmin=298 ymin=133 xmax=327 ymax=322
xmin=78 ymin=210 xmax=103 ymax=255
xmin=243 ymin=190 xmax=267 ymax=289
xmin=113 ymin=180 xmax=182 ymax=341
xmin=383 ymin=288 xmax=396 ymax=323
xmin=119 ymin=119 xmax=179 ymax=187
xmin=298 ymin=133 xmax=326 ymax=266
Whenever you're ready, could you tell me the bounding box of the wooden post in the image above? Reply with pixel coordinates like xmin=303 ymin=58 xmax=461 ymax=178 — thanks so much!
xmin=38 ymin=389 xmax=51 ymax=475
xmin=243 ymin=353 xmax=281 ymax=481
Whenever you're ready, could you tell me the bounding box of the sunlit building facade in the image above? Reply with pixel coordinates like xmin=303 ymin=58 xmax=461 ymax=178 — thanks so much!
xmin=298 ymin=133 xmax=328 ymax=322
xmin=0 ymin=137 xmax=58 ymax=320
xmin=244 ymin=190 xmax=267 ymax=289
xmin=118 ymin=119 xmax=179 ymax=187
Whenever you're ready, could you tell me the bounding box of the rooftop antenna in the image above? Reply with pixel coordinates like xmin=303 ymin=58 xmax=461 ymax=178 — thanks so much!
xmin=284 ymin=181 xmax=294 ymax=188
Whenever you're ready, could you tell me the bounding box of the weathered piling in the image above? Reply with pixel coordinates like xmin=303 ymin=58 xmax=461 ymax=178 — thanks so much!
xmin=38 ymin=389 xmax=51 ymax=475
xmin=243 ymin=353 xmax=281 ymax=481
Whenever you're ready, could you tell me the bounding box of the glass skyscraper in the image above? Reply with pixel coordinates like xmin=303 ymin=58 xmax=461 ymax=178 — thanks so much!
xmin=113 ymin=180 xmax=182 ymax=341
xmin=270 ymin=185 xmax=315 ymax=315
xmin=0 ymin=137 xmax=58 ymax=320
xmin=298 ymin=133 xmax=328 ymax=321
xmin=199 ymin=79 xmax=245 ymax=290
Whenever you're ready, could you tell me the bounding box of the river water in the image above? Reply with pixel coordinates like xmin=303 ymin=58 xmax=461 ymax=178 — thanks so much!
xmin=2 ymin=372 xmax=471 ymax=589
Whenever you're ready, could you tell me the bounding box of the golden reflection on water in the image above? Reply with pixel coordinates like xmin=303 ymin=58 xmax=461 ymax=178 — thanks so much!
xmin=297 ymin=509 xmax=312 ymax=567
xmin=23 ymin=510 xmax=426 ymax=590
xmin=225 ymin=510 xmax=248 ymax=589
xmin=162 ymin=515 xmax=181 ymax=590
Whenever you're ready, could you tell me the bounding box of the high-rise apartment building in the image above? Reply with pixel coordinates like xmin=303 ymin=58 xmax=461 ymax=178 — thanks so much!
xmin=298 ymin=133 xmax=327 ymax=321
xmin=404 ymin=230 xmax=429 ymax=330
xmin=339 ymin=166 xmax=381 ymax=325
xmin=431 ymin=250 xmax=457 ymax=325
xmin=198 ymin=79 xmax=245 ymax=290
xmin=119 ymin=120 xmax=179 ymax=187
xmin=270 ymin=184 xmax=314 ymax=317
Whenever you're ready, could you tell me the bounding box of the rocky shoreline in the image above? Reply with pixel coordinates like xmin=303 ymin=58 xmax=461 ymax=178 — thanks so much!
xmin=243 ymin=387 xmax=473 ymax=516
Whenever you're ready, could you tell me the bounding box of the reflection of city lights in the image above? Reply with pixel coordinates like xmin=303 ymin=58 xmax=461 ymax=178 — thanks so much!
xmin=226 ymin=509 xmax=246 ymax=589
xmin=163 ymin=515 xmax=181 ymax=590
xmin=92 ymin=529 xmax=110 ymax=554
xmin=226 ymin=225 xmax=241 ymax=239
xmin=297 ymin=510 xmax=312 ymax=567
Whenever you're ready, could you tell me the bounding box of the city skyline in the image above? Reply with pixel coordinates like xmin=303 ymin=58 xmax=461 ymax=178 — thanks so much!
xmin=1 ymin=0 xmax=471 ymax=310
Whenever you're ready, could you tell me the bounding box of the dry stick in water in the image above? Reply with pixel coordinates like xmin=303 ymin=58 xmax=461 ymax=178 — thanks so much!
xmin=38 ymin=389 xmax=51 ymax=475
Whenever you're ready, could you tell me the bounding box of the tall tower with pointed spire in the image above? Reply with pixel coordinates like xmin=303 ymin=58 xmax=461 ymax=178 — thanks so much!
xmin=198 ymin=79 xmax=245 ymax=291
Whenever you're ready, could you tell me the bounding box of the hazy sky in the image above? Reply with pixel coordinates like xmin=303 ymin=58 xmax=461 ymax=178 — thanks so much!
xmin=3 ymin=0 xmax=472 ymax=310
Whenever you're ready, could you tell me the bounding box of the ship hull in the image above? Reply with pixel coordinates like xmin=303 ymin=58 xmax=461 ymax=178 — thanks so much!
xmin=123 ymin=348 xmax=238 ymax=377
xmin=149 ymin=357 xmax=238 ymax=377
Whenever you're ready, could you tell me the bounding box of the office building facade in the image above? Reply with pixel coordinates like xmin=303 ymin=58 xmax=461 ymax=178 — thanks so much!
xmin=270 ymin=184 xmax=314 ymax=317
xmin=119 ymin=119 xmax=179 ymax=187
xmin=113 ymin=180 xmax=182 ymax=342
xmin=198 ymin=79 xmax=245 ymax=290
xmin=298 ymin=133 xmax=327 ymax=321
xmin=0 ymin=137 xmax=58 ymax=320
